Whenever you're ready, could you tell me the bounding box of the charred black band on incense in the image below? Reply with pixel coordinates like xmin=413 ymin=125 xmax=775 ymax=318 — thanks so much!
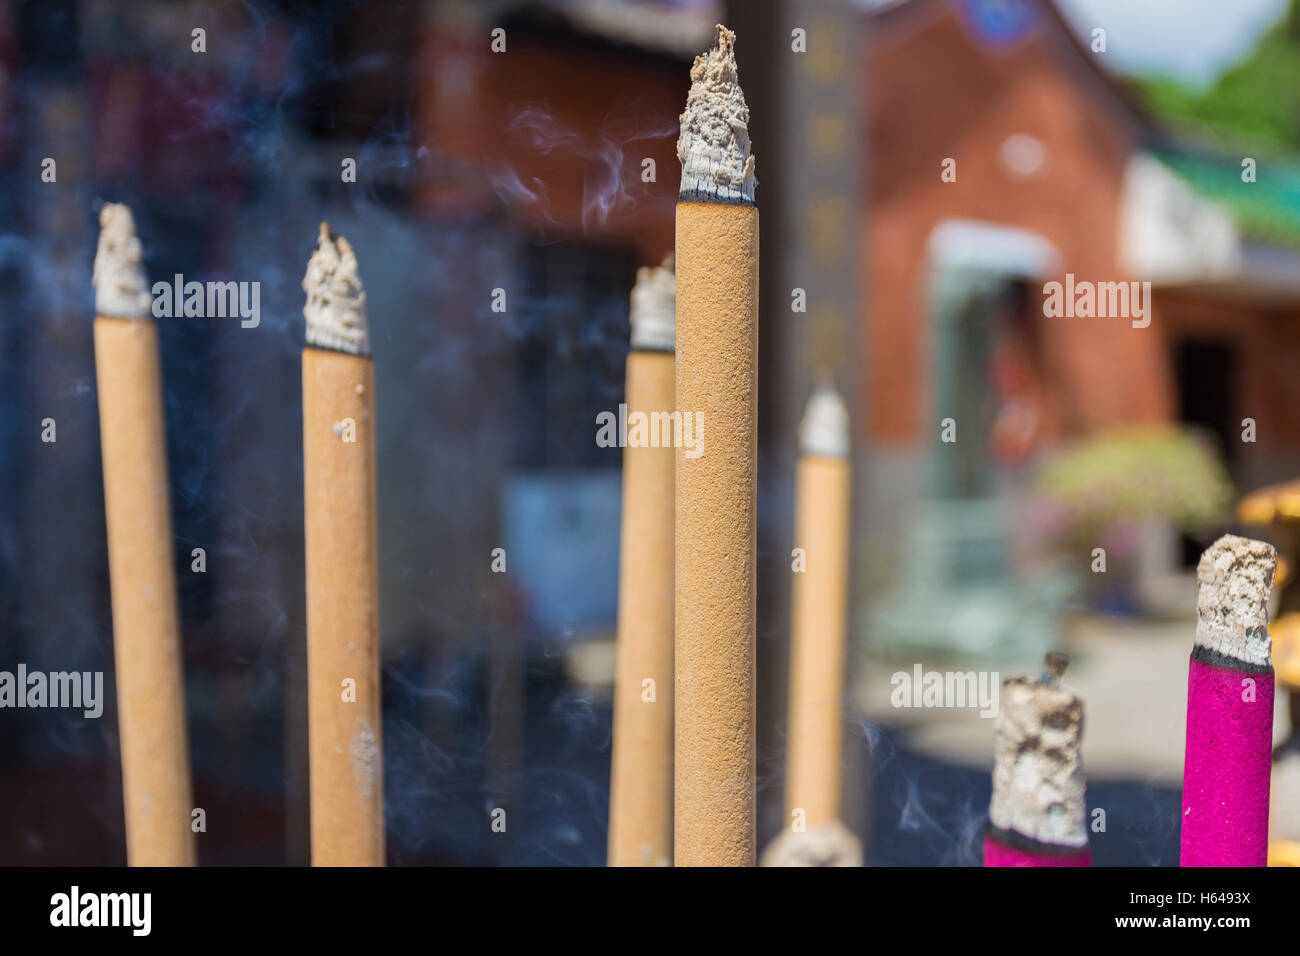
xmin=92 ymin=203 xmax=196 ymax=866
xmin=674 ymin=23 xmax=760 ymax=866
xmin=301 ymin=223 xmax=385 ymax=865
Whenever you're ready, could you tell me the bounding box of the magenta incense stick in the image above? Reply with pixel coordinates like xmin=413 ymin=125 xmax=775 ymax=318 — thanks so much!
xmin=1181 ymin=534 xmax=1278 ymax=867
xmin=984 ymin=655 xmax=1091 ymax=867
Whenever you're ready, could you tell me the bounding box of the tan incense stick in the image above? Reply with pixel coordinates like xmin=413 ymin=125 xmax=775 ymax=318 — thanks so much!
xmin=762 ymin=383 xmax=861 ymax=867
xmin=608 ymin=258 xmax=676 ymax=866
xmin=302 ymin=223 xmax=385 ymax=866
xmin=784 ymin=382 xmax=852 ymax=825
xmin=674 ymin=24 xmax=760 ymax=867
xmin=92 ymin=203 xmax=195 ymax=866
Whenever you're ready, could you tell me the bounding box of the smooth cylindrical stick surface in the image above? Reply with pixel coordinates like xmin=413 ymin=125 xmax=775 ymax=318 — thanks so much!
xmin=303 ymin=347 xmax=384 ymax=866
xmin=784 ymin=454 xmax=850 ymax=825
xmin=1182 ymin=659 xmax=1273 ymax=866
xmin=608 ymin=350 xmax=675 ymax=866
xmin=674 ymin=200 xmax=759 ymax=866
xmin=94 ymin=315 xmax=195 ymax=867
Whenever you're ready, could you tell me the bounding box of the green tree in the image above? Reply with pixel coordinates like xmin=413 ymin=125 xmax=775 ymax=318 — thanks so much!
xmin=1133 ymin=0 xmax=1300 ymax=150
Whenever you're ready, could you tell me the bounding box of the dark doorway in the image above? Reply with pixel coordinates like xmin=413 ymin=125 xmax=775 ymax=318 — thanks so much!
xmin=1174 ymin=339 xmax=1239 ymax=565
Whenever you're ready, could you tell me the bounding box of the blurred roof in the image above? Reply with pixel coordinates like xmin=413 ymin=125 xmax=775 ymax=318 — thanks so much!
xmin=1152 ymin=147 xmax=1300 ymax=249
xmin=501 ymin=0 xmax=718 ymax=56
xmin=872 ymin=1 xmax=1300 ymax=254
xmin=870 ymin=0 xmax=1157 ymax=125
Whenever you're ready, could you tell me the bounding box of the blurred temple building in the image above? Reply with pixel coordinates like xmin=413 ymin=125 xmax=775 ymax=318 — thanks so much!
xmin=862 ymin=0 xmax=1300 ymax=657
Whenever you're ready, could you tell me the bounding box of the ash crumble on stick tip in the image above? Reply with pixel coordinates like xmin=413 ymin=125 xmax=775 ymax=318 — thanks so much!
xmin=629 ymin=254 xmax=675 ymax=352
xmin=761 ymin=820 xmax=862 ymax=868
xmin=799 ymin=380 xmax=850 ymax=460
xmin=92 ymin=202 xmax=153 ymax=320
xmin=677 ymin=24 xmax=756 ymax=206
xmin=303 ymin=222 xmax=370 ymax=356
xmin=987 ymin=665 xmax=1089 ymax=862
xmin=1193 ymin=533 xmax=1277 ymax=671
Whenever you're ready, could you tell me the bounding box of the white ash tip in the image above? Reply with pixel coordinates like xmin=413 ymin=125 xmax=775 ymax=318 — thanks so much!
xmin=629 ymin=254 xmax=675 ymax=351
xmin=799 ymin=380 xmax=849 ymax=458
xmin=1195 ymin=533 xmax=1276 ymax=668
xmin=760 ymin=820 xmax=863 ymax=867
xmin=989 ymin=676 xmax=1088 ymax=848
xmin=303 ymin=222 xmax=369 ymax=355
xmin=92 ymin=202 xmax=153 ymax=320
xmin=677 ymin=24 xmax=756 ymax=205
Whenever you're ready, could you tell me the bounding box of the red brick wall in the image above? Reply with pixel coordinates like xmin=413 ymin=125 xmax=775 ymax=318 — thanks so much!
xmin=415 ymin=23 xmax=684 ymax=265
xmin=866 ymin=3 xmax=1173 ymax=445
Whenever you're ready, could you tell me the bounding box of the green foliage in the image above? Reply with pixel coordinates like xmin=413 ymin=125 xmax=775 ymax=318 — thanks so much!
xmin=1132 ymin=0 xmax=1300 ymax=151
xmin=1035 ymin=427 xmax=1234 ymax=545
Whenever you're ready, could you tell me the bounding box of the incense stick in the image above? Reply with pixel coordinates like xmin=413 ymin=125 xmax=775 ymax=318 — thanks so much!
xmin=674 ymin=24 xmax=759 ymax=867
xmin=608 ymin=257 xmax=676 ymax=867
xmin=764 ymin=386 xmax=860 ymax=868
xmin=302 ymin=223 xmax=385 ymax=866
xmin=92 ymin=202 xmax=196 ymax=866
xmin=984 ymin=657 xmax=1090 ymax=866
xmin=1181 ymin=534 xmax=1277 ymax=867
xmin=784 ymin=382 xmax=852 ymax=826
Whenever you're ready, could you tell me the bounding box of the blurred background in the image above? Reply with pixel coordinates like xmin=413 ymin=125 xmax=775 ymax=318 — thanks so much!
xmin=2 ymin=0 xmax=1300 ymax=865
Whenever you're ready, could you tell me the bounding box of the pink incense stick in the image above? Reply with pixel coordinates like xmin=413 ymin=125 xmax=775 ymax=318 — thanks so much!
xmin=984 ymin=655 xmax=1091 ymax=867
xmin=1181 ymin=534 xmax=1277 ymax=868
xmin=983 ymin=836 xmax=1090 ymax=867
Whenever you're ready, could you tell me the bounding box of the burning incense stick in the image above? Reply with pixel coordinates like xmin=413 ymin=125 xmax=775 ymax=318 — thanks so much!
xmin=92 ymin=202 xmax=195 ymax=866
xmin=608 ymin=257 xmax=676 ymax=867
xmin=1182 ymin=534 xmax=1277 ymax=867
xmin=784 ymin=382 xmax=852 ymax=826
xmin=302 ymin=223 xmax=385 ymax=866
xmin=1271 ymin=736 xmax=1300 ymax=866
xmin=674 ymin=24 xmax=759 ymax=867
xmin=984 ymin=655 xmax=1090 ymax=867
